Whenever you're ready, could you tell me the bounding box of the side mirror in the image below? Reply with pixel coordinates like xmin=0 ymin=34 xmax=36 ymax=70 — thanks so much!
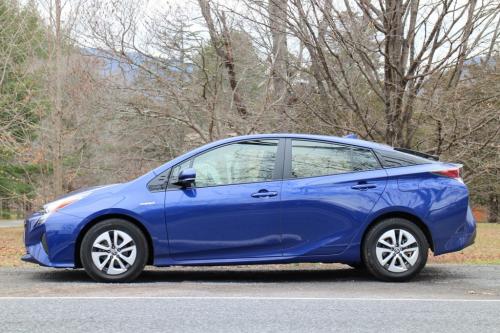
xmin=175 ymin=168 xmax=196 ymax=187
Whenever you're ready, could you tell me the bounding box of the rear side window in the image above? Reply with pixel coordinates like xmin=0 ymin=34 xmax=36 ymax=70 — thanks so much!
xmin=375 ymin=149 xmax=433 ymax=168
xmin=290 ymin=140 xmax=380 ymax=178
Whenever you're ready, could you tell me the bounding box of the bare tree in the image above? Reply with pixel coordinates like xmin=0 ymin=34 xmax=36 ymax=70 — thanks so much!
xmin=255 ymin=0 xmax=500 ymax=147
xmin=268 ymin=0 xmax=289 ymax=101
xmin=56 ymin=0 xmax=498 ymax=220
xmin=51 ymin=0 xmax=64 ymax=196
xmin=198 ymin=0 xmax=248 ymax=118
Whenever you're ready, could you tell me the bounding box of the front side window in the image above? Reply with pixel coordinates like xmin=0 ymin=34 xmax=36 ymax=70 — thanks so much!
xmin=290 ymin=140 xmax=380 ymax=178
xmin=169 ymin=139 xmax=278 ymax=188
xmin=147 ymin=168 xmax=171 ymax=191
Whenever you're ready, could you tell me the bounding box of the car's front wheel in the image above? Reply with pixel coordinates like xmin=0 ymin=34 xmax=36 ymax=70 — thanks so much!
xmin=362 ymin=218 xmax=429 ymax=282
xmin=80 ymin=219 xmax=148 ymax=282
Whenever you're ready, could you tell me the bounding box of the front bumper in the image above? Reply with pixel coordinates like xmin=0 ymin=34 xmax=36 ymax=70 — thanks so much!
xmin=21 ymin=254 xmax=38 ymax=264
xmin=21 ymin=249 xmax=51 ymax=267
xmin=22 ymin=212 xmax=76 ymax=268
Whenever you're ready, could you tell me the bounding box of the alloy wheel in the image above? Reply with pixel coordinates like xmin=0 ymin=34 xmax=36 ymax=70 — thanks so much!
xmin=375 ymin=229 xmax=420 ymax=273
xmin=91 ymin=230 xmax=137 ymax=275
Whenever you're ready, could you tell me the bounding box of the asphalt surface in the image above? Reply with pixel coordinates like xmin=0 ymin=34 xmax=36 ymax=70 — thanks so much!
xmin=0 ymin=264 xmax=499 ymax=332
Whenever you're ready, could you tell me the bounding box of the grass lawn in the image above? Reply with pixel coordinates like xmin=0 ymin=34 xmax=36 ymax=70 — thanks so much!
xmin=428 ymin=223 xmax=500 ymax=264
xmin=0 ymin=227 xmax=27 ymax=267
xmin=0 ymin=223 xmax=499 ymax=267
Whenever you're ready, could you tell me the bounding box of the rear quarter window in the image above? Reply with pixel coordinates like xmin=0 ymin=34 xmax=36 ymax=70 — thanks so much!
xmin=375 ymin=149 xmax=434 ymax=168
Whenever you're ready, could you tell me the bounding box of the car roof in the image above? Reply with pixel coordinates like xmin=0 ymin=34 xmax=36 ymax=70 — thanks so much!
xmin=218 ymin=133 xmax=394 ymax=151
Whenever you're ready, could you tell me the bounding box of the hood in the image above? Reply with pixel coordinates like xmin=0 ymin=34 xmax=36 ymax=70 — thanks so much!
xmin=50 ymin=183 xmax=124 ymax=202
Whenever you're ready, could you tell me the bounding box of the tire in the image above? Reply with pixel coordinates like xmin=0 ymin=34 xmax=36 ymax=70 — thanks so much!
xmin=80 ymin=219 xmax=148 ymax=282
xmin=362 ymin=218 xmax=428 ymax=282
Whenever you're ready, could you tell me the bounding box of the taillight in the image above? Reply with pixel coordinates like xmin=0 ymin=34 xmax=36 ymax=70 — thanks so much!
xmin=433 ymin=168 xmax=462 ymax=181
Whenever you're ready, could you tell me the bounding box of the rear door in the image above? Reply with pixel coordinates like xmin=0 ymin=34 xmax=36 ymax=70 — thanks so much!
xmin=281 ymin=139 xmax=387 ymax=256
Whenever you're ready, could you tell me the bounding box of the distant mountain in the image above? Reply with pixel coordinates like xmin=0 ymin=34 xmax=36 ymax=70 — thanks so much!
xmin=464 ymin=55 xmax=496 ymax=66
xmin=81 ymin=48 xmax=194 ymax=82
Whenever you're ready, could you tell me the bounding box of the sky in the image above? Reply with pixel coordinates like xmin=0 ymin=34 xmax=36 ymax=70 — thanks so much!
xmin=27 ymin=0 xmax=499 ymax=65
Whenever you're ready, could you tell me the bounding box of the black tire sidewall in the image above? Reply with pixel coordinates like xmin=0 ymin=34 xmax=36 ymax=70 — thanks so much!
xmin=363 ymin=218 xmax=429 ymax=282
xmin=80 ymin=219 xmax=148 ymax=283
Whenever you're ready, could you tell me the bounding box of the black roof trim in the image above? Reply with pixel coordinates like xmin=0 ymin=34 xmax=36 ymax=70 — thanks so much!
xmin=394 ymin=148 xmax=439 ymax=161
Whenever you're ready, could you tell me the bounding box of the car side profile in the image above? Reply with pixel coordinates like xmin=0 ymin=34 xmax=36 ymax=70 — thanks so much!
xmin=22 ymin=134 xmax=476 ymax=282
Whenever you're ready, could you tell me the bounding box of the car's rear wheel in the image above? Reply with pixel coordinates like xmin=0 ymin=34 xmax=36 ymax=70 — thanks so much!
xmin=362 ymin=218 xmax=428 ymax=282
xmin=80 ymin=219 xmax=147 ymax=282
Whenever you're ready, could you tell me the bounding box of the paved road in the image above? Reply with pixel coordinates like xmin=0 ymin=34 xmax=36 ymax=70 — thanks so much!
xmin=0 ymin=219 xmax=23 ymax=228
xmin=0 ymin=265 xmax=499 ymax=332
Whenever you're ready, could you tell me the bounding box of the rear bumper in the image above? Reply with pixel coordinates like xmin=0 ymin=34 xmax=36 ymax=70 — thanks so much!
xmin=434 ymin=205 xmax=476 ymax=255
xmin=466 ymin=226 xmax=476 ymax=247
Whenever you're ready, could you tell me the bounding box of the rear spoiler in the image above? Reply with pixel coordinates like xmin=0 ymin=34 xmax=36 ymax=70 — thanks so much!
xmin=394 ymin=147 xmax=439 ymax=161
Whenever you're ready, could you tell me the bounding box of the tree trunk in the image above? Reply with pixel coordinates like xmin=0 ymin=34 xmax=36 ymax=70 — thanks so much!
xmin=382 ymin=0 xmax=405 ymax=146
xmin=198 ymin=0 xmax=248 ymax=118
xmin=52 ymin=0 xmax=64 ymax=196
xmin=448 ymin=0 xmax=477 ymax=88
xmin=268 ymin=0 xmax=288 ymax=101
xmin=485 ymin=16 xmax=500 ymax=66
xmin=488 ymin=193 xmax=498 ymax=223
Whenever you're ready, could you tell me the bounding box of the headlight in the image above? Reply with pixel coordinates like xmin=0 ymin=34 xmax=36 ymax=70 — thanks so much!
xmin=38 ymin=190 xmax=93 ymax=224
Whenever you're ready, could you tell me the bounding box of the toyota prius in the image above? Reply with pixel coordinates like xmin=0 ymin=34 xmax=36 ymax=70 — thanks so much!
xmin=22 ymin=134 xmax=476 ymax=282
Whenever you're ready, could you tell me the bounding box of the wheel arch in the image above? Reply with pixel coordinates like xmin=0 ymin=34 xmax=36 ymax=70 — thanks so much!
xmin=74 ymin=213 xmax=155 ymax=267
xmin=362 ymin=211 xmax=434 ymax=252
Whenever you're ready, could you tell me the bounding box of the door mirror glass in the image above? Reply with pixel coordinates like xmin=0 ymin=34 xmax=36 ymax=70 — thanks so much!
xmin=175 ymin=168 xmax=196 ymax=187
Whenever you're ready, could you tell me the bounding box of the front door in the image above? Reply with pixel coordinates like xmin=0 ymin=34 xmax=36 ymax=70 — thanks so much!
xmin=164 ymin=139 xmax=284 ymax=261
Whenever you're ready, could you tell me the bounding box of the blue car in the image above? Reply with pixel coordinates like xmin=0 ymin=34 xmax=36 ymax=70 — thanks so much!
xmin=23 ymin=134 xmax=476 ymax=282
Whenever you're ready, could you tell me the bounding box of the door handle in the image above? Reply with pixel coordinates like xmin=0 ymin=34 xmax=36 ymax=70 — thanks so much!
xmin=251 ymin=190 xmax=278 ymax=198
xmin=351 ymin=184 xmax=377 ymax=190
